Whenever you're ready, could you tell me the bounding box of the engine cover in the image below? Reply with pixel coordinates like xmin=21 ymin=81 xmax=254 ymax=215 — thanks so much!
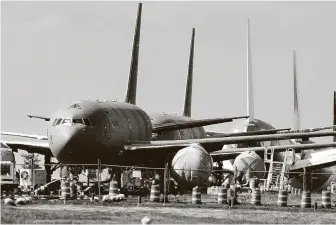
xmin=233 ymin=151 xmax=266 ymax=180
xmin=171 ymin=144 xmax=213 ymax=187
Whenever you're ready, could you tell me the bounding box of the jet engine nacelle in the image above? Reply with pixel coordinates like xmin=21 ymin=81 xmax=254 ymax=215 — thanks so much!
xmin=233 ymin=151 xmax=266 ymax=180
xmin=171 ymin=144 xmax=213 ymax=187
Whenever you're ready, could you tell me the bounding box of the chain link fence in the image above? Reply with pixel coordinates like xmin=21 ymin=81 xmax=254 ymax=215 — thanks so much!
xmin=1 ymin=161 xmax=336 ymax=198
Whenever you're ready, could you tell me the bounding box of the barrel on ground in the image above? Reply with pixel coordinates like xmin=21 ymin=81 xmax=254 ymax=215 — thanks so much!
xmin=277 ymin=189 xmax=287 ymax=207
xmin=300 ymin=190 xmax=311 ymax=208
xmin=251 ymin=188 xmax=261 ymax=206
xmin=218 ymin=187 xmax=227 ymax=204
xmin=192 ymin=186 xmax=201 ymax=204
xmin=321 ymin=190 xmax=331 ymax=209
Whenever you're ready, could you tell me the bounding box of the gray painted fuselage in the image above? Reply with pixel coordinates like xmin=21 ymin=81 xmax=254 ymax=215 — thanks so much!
xmin=47 ymin=100 xmax=206 ymax=166
xmin=149 ymin=112 xmax=206 ymax=141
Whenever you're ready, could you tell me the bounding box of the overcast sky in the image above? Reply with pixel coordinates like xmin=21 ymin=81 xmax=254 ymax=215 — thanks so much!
xmin=1 ymin=1 xmax=336 ymax=164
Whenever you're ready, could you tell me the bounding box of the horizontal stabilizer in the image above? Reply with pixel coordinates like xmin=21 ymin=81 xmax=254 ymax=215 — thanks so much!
xmin=2 ymin=140 xmax=52 ymax=157
xmin=125 ymin=131 xmax=336 ymax=154
xmin=288 ymin=147 xmax=336 ymax=171
xmin=210 ymin=143 xmax=336 ymax=161
xmin=206 ymin=128 xmax=291 ymax=138
xmin=1 ymin=132 xmax=48 ymax=140
xmin=152 ymin=116 xmax=249 ymax=133
xmin=27 ymin=115 xmax=50 ymax=121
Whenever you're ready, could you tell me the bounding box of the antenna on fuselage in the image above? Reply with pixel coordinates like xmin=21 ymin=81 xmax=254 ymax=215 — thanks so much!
xmin=293 ymin=50 xmax=301 ymax=130
xmin=247 ymin=18 xmax=255 ymax=123
xmin=125 ymin=2 xmax=142 ymax=105
xmin=183 ymin=28 xmax=195 ymax=117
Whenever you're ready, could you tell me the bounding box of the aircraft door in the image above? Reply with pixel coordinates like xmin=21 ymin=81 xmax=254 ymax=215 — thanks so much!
xmin=104 ymin=109 xmax=125 ymax=145
xmin=102 ymin=114 xmax=112 ymax=139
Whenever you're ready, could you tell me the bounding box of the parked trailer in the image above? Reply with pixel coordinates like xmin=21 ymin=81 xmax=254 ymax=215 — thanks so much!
xmin=1 ymin=146 xmax=19 ymax=194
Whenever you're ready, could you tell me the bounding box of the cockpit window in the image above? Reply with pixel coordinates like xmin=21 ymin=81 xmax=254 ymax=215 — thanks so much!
xmin=89 ymin=119 xmax=94 ymax=126
xmin=53 ymin=118 xmax=62 ymax=126
xmin=61 ymin=119 xmax=71 ymax=125
xmin=72 ymin=119 xmax=84 ymax=125
xmin=1 ymin=143 xmax=9 ymax=149
xmin=53 ymin=119 xmax=58 ymax=126
xmin=55 ymin=118 xmax=62 ymax=126
xmin=83 ymin=119 xmax=91 ymax=126
xmin=53 ymin=118 xmax=93 ymax=126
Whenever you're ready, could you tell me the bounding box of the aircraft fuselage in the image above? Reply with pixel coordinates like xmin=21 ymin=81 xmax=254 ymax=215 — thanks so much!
xmin=47 ymin=100 xmax=206 ymax=166
xmin=231 ymin=119 xmax=336 ymax=191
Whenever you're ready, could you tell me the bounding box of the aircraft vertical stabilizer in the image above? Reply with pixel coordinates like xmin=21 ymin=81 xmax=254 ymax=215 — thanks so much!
xmin=125 ymin=3 xmax=142 ymax=105
xmin=183 ymin=28 xmax=195 ymax=117
xmin=334 ymin=91 xmax=336 ymax=142
xmin=247 ymin=19 xmax=255 ymax=122
xmin=293 ymin=50 xmax=301 ymax=130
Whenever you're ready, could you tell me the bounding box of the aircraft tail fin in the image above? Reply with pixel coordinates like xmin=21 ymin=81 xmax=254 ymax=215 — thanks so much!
xmin=293 ymin=50 xmax=301 ymax=130
xmin=125 ymin=3 xmax=142 ymax=105
xmin=183 ymin=28 xmax=195 ymax=117
xmin=334 ymin=91 xmax=336 ymax=142
xmin=247 ymin=19 xmax=255 ymax=121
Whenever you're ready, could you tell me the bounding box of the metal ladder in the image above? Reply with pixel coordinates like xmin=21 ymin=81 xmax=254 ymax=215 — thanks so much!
xmin=264 ymin=148 xmax=290 ymax=191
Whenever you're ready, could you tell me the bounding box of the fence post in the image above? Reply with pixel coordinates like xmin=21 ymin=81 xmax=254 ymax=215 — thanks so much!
xmin=12 ymin=161 xmax=15 ymax=186
xmin=60 ymin=163 xmax=63 ymax=180
xmin=163 ymin=162 xmax=169 ymax=206
xmin=233 ymin=166 xmax=237 ymax=188
xmin=98 ymin=159 xmax=101 ymax=199
xmin=31 ymin=157 xmax=35 ymax=192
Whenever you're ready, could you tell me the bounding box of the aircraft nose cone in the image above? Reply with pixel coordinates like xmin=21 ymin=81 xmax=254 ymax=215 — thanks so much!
xmin=49 ymin=126 xmax=88 ymax=162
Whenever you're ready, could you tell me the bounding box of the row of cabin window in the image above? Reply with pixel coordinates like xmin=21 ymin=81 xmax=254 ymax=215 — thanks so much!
xmin=52 ymin=118 xmax=94 ymax=127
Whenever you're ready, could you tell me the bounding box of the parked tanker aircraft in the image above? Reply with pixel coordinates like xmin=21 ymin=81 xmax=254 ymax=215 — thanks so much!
xmin=2 ymin=3 xmax=336 ymax=189
xmin=210 ymin=19 xmax=336 ymax=191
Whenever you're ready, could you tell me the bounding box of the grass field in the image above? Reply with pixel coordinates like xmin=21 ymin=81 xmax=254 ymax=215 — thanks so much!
xmin=1 ymin=192 xmax=335 ymax=224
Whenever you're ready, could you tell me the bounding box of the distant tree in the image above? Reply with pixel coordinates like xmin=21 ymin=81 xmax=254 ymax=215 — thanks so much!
xmin=20 ymin=153 xmax=41 ymax=169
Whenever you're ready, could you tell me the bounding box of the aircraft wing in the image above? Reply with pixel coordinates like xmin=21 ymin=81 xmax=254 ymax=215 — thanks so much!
xmin=288 ymin=148 xmax=336 ymax=171
xmin=206 ymin=128 xmax=291 ymax=138
xmin=1 ymin=132 xmax=48 ymax=140
xmin=210 ymin=143 xmax=336 ymax=160
xmin=1 ymin=140 xmax=52 ymax=157
xmin=125 ymin=131 xmax=336 ymax=154
xmin=151 ymin=116 xmax=248 ymax=133
xmin=205 ymin=126 xmax=336 ymax=138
